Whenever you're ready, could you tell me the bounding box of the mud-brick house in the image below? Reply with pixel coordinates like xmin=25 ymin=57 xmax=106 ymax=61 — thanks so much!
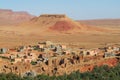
xmin=89 ymin=50 xmax=97 ymax=56
xmin=44 ymin=48 xmax=50 ymax=54
xmin=104 ymin=52 xmax=115 ymax=58
xmin=108 ymin=46 xmax=112 ymax=49
xmin=89 ymin=49 xmax=100 ymax=56
xmin=26 ymin=45 xmax=33 ymax=51
xmin=24 ymin=58 xmax=32 ymax=63
xmin=27 ymin=52 xmax=38 ymax=61
xmin=14 ymin=58 xmax=22 ymax=63
xmin=17 ymin=53 xmax=25 ymax=58
xmin=48 ymin=45 xmax=56 ymax=52
xmin=81 ymin=50 xmax=90 ymax=56
xmin=39 ymin=44 xmax=44 ymax=49
xmin=45 ymin=41 xmax=53 ymax=46
xmin=38 ymin=42 xmax=46 ymax=52
xmin=38 ymin=41 xmax=55 ymax=51
xmin=113 ymin=46 xmax=120 ymax=51
xmin=9 ymin=48 xmax=16 ymax=52
xmin=9 ymin=52 xmax=21 ymax=59
xmin=55 ymin=45 xmax=63 ymax=55
xmin=71 ymin=48 xmax=80 ymax=55
xmin=0 ymin=53 xmax=11 ymax=58
xmin=64 ymin=49 xmax=72 ymax=55
xmin=0 ymin=48 xmax=8 ymax=54
xmin=38 ymin=41 xmax=53 ymax=47
xmin=61 ymin=45 xmax=67 ymax=50
xmin=107 ymin=49 xmax=113 ymax=53
xmin=17 ymin=46 xmax=26 ymax=52
xmin=81 ymin=49 xmax=98 ymax=56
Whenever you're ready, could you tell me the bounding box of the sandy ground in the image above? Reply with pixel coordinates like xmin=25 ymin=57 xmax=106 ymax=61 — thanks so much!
xmin=0 ymin=25 xmax=120 ymax=49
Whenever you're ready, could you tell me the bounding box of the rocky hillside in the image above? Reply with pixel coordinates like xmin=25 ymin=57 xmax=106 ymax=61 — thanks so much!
xmin=20 ymin=14 xmax=106 ymax=34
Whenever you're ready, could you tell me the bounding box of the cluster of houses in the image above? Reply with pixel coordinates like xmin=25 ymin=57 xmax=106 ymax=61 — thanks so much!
xmin=0 ymin=41 xmax=68 ymax=64
xmin=0 ymin=41 xmax=120 ymax=76
xmin=0 ymin=41 xmax=120 ymax=64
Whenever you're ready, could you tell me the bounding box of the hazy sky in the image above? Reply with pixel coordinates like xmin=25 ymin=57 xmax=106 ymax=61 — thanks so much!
xmin=0 ymin=0 xmax=120 ymax=20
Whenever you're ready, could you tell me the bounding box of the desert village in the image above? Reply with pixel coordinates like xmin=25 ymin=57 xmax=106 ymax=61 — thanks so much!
xmin=0 ymin=9 xmax=120 ymax=77
xmin=0 ymin=41 xmax=120 ymax=77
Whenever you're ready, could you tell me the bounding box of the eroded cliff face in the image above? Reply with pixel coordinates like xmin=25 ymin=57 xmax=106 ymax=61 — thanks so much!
xmin=0 ymin=54 xmax=118 ymax=76
xmin=33 ymin=57 xmax=118 ymax=76
xmin=0 ymin=9 xmax=34 ymax=25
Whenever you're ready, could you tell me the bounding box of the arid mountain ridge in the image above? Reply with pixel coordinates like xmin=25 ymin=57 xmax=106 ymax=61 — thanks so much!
xmin=0 ymin=9 xmax=34 ymax=25
xmin=0 ymin=8 xmax=117 ymax=35
xmin=0 ymin=8 xmax=120 ymax=28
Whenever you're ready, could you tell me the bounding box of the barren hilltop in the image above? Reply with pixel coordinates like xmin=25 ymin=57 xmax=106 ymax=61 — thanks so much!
xmin=19 ymin=14 xmax=106 ymax=35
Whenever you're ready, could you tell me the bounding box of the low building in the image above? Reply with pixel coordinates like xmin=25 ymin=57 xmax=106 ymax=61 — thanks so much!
xmin=104 ymin=52 xmax=115 ymax=58
xmin=14 ymin=58 xmax=22 ymax=63
xmin=0 ymin=48 xmax=8 ymax=53
xmin=24 ymin=58 xmax=32 ymax=63
xmin=61 ymin=45 xmax=67 ymax=50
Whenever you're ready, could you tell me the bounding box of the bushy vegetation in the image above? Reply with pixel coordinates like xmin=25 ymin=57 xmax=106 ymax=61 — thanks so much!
xmin=0 ymin=63 xmax=120 ymax=80
xmin=31 ymin=61 xmax=37 ymax=65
